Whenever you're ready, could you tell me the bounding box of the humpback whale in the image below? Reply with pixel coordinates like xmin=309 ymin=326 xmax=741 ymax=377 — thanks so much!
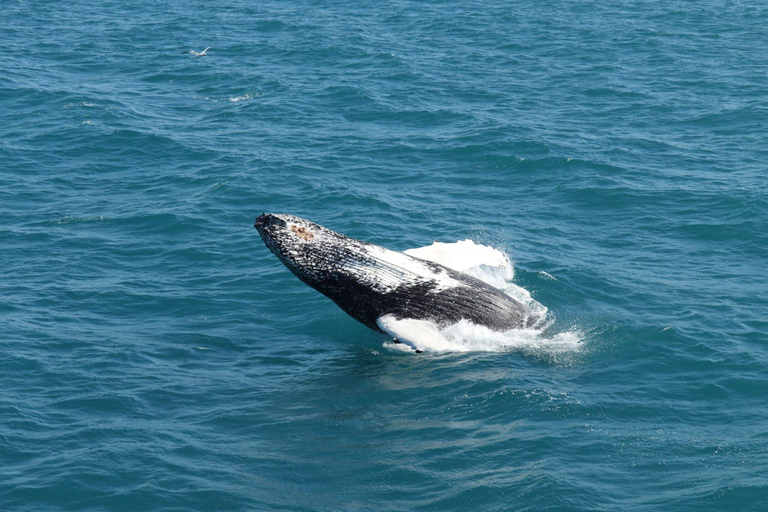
xmin=254 ymin=213 xmax=541 ymax=351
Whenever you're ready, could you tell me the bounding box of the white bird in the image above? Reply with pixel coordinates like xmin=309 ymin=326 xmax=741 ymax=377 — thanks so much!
xmin=190 ymin=47 xmax=210 ymax=57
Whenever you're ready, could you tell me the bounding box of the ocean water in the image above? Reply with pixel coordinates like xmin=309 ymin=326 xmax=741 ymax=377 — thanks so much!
xmin=2 ymin=0 xmax=767 ymax=509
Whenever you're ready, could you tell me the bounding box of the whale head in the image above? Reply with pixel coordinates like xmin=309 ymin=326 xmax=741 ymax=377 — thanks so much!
xmin=254 ymin=213 xmax=350 ymax=288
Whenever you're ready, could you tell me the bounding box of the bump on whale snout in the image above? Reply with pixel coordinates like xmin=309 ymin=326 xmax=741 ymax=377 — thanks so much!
xmin=254 ymin=213 xmax=268 ymax=229
xmin=254 ymin=213 xmax=289 ymax=232
xmin=254 ymin=212 xmax=273 ymax=230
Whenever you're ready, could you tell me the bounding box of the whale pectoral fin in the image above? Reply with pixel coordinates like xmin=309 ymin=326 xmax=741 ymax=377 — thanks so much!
xmin=403 ymin=240 xmax=508 ymax=272
xmin=376 ymin=314 xmax=449 ymax=353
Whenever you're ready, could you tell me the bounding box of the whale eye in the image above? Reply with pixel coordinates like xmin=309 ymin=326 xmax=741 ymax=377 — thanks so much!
xmin=290 ymin=224 xmax=314 ymax=241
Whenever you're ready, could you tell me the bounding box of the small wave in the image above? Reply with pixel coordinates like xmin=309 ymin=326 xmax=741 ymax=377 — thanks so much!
xmin=229 ymin=93 xmax=257 ymax=102
xmin=47 ymin=216 xmax=108 ymax=225
xmin=192 ymin=93 xmax=259 ymax=103
xmin=208 ymin=181 xmax=227 ymax=192
xmin=64 ymin=102 xmax=98 ymax=109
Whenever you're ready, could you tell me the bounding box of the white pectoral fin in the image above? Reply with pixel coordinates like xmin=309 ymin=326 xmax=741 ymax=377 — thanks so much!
xmin=376 ymin=314 xmax=453 ymax=353
xmin=403 ymin=240 xmax=508 ymax=272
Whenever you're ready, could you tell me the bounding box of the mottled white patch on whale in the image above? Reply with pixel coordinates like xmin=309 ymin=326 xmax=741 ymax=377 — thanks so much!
xmin=344 ymin=244 xmax=464 ymax=294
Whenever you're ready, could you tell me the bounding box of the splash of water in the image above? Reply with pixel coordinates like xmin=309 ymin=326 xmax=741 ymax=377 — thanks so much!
xmin=382 ymin=241 xmax=582 ymax=356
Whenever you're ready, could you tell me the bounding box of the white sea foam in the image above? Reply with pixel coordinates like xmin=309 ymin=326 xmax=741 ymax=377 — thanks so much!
xmin=405 ymin=239 xmax=508 ymax=272
xmin=439 ymin=321 xmax=582 ymax=356
xmin=382 ymin=320 xmax=582 ymax=357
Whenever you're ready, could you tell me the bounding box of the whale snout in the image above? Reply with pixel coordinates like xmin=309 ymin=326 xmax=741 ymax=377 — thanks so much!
xmin=254 ymin=213 xmax=288 ymax=232
xmin=254 ymin=213 xmax=322 ymax=276
xmin=254 ymin=213 xmax=270 ymax=230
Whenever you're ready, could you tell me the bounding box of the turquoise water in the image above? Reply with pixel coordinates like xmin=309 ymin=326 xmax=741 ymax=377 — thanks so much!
xmin=2 ymin=0 xmax=767 ymax=509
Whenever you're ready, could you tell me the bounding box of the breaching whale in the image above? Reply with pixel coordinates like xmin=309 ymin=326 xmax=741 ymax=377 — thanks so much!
xmin=254 ymin=213 xmax=541 ymax=351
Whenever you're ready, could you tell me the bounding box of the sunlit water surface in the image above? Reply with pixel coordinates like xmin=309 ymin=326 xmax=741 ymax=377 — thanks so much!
xmin=2 ymin=0 xmax=767 ymax=510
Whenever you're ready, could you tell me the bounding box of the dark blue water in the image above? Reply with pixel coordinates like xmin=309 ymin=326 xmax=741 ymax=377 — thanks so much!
xmin=2 ymin=0 xmax=767 ymax=510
